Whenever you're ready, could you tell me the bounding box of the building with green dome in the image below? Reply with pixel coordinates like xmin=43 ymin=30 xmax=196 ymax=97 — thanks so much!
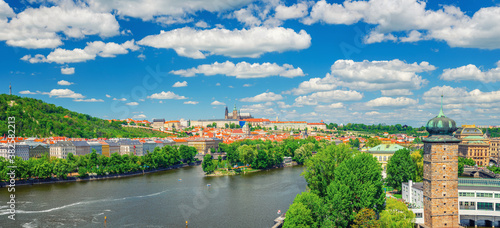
xmin=422 ymin=96 xmax=460 ymax=228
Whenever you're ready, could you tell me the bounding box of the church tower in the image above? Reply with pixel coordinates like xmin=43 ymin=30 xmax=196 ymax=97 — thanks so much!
xmin=423 ymin=95 xmax=460 ymax=228
xmin=232 ymin=104 xmax=238 ymax=120
xmin=225 ymin=106 xmax=229 ymax=119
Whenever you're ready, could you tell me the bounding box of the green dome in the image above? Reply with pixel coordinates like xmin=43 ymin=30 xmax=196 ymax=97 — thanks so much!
xmin=425 ymin=97 xmax=457 ymax=136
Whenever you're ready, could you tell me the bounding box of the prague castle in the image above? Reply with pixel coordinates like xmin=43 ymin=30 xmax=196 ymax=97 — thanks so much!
xmin=224 ymin=104 xmax=253 ymax=120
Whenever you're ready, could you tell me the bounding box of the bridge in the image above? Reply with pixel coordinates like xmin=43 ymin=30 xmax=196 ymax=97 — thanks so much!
xmin=463 ymin=167 xmax=498 ymax=178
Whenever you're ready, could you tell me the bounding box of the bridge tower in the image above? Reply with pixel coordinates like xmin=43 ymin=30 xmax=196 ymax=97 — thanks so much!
xmin=423 ymin=95 xmax=461 ymax=228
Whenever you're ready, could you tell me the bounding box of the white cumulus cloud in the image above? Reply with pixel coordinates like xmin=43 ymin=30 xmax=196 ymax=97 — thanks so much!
xmin=19 ymin=90 xmax=37 ymax=94
xmin=172 ymin=81 xmax=188 ymax=87
xmin=132 ymin=114 xmax=147 ymax=119
xmin=21 ymin=40 xmax=139 ymax=64
xmin=42 ymin=89 xmax=85 ymax=99
xmin=74 ymin=98 xmax=104 ymax=102
xmin=125 ymin=102 xmax=139 ymax=106
xmin=170 ymin=61 xmax=305 ymax=78
xmin=275 ymin=3 xmax=309 ymax=20
xmin=240 ymin=92 xmax=283 ymax=102
xmin=138 ymin=27 xmax=311 ymax=59
xmin=440 ymin=61 xmax=500 ymax=82
xmin=0 ymin=1 xmax=120 ymax=49
xmin=57 ymin=80 xmax=74 ymax=86
xmin=184 ymin=101 xmax=199 ymax=104
xmin=147 ymin=91 xmax=187 ymax=100
xmin=365 ymin=97 xmax=419 ymax=107
xmin=294 ymin=90 xmax=363 ymax=106
xmin=61 ymin=67 xmax=75 ymax=75
xmin=288 ymin=59 xmax=434 ymax=95
xmin=303 ymin=0 xmax=500 ymax=49
xmin=86 ymin=0 xmax=253 ymax=21
xmin=211 ymin=100 xmax=226 ymax=105
xmin=381 ymin=89 xmax=414 ymax=96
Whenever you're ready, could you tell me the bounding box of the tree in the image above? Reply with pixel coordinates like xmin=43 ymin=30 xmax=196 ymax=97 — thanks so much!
xmin=459 ymin=157 xmax=476 ymax=175
xmin=302 ymin=144 xmax=354 ymax=197
xmin=379 ymin=198 xmax=415 ymax=228
xmin=202 ymin=154 xmax=216 ymax=174
xmin=282 ymin=202 xmax=314 ymax=228
xmin=53 ymin=159 xmax=70 ymax=179
xmin=386 ymin=148 xmax=416 ymax=192
xmin=253 ymin=149 xmax=269 ymax=169
xmin=237 ymin=145 xmax=257 ymax=166
xmin=293 ymin=143 xmax=314 ymax=164
xmin=289 ymin=191 xmax=325 ymax=227
xmin=324 ymin=152 xmax=385 ymax=227
xmin=411 ymin=150 xmax=423 ymax=182
xmin=78 ymin=166 xmax=88 ymax=178
xmin=352 ymin=208 xmax=380 ymax=228
xmin=67 ymin=153 xmax=75 ymax=162
xmin=366 ymin=137 xmax=382 ymax=148
xmin=179 ymin=145 xmax=196 ymax=163
xmin=349 ymin=138 xmax=360 ymax=148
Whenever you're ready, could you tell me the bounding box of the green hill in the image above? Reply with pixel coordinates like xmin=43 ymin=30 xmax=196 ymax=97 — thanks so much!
xmin=0 ymin=94 xmax=170 ymax=138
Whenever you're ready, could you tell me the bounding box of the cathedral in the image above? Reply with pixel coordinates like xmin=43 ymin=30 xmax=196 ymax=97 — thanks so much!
xmin=224 ymin=105 xmax=253 ymax=120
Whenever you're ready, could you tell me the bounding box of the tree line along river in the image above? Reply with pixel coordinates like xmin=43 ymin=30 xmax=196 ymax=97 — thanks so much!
xmin=1 ymin=165 xmax=306 ymax=227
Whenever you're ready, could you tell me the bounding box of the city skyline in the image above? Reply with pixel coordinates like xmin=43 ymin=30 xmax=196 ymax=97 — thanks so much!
xmin=2 ymin=0 xmax=500 ymax=126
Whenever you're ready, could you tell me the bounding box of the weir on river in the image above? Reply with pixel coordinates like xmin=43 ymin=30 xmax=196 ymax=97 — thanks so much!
xmin=1 ymin=165 xmax=306 ymax=227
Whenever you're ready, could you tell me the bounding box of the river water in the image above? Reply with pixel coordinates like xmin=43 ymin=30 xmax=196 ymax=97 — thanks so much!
xmin=0 ymin=165 xmax=306 ymax=227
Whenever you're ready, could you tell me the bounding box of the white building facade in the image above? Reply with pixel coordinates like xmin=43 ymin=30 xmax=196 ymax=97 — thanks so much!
xmin=403 ymin=179 xmax=500 ymax=227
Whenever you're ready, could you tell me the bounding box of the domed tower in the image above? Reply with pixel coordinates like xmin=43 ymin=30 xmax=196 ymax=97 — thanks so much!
xmin=423 ymin=95 xmax=460 ymax=228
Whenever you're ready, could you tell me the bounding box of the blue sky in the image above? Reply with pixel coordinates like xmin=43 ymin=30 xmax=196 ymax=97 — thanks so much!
xmin=2 ymin=0 xmax=500 ymax=126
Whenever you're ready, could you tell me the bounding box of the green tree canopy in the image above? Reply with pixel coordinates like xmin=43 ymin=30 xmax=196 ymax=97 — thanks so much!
xmin=386 ymin=148 xmax=416 ymax=192
xmin=379 ymin=198 xmax=415 ymax=228
xmin=302 ymin=144 xmax=354 ymax=197
xmin=352 ymin=208 xmax=380 ymax=228
xmin=366 ymin=137 xmax=382 ymax=148
xmin=411 ymin=150 xmax=423 ymax=182
xmin=202 ymin=154 xmax=216 ymax=174
xmin=324 ymin=152 xmax=385 ymax=227
xmin=282 ymin=202 xmax=314 ymax=228
xmin=237 ymin=145 xmax=257 ymax=166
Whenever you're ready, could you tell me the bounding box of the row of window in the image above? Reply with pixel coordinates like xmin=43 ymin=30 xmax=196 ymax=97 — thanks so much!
xmin=377 ymin=156 xmax=390 ymax=162
xmin=459 ymin=202 xmax=500 ymax=211
xmin=459 ymin=192 xmax=500 ymax=198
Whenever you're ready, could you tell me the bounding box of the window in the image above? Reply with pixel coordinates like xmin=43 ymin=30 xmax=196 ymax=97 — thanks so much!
xmin=495 ymin=193 xmax=500 ymax=198
xmin=477 ymin=192 xmax=493 ymax=198
xmin=460 ymin=201 xmax=476 ymax=210
xmin=459 ymin=192 xmax=475 ymax=197
xmin=496 ymin=203 xmax=500 ymax=211
xmin=383 ymin=156 xmax=387 ymax=161
xmin=415 ymin=213 xmax=422 ymax=218
xmin=477 ymin=202 xmax=493 ymax=211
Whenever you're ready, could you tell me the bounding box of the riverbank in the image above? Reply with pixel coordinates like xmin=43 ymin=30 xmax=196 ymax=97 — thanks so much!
xmin=0 ymin=161 xmax=201 ymax=188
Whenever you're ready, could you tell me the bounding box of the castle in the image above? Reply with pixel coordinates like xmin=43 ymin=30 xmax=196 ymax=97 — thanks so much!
xmin=224 ymin=104 xmax=253 ymax=120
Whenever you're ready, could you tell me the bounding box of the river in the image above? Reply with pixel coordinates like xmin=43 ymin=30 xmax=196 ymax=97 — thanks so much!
xmin=0 ymin=165 xmax=306 ymax=227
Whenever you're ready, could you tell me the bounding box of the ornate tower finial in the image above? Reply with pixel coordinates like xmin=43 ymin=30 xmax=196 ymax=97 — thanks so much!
xmin=9 ymin=82 xmax=12 ymax=95
xmin=438 ymin=94 xmax=445 ymax=117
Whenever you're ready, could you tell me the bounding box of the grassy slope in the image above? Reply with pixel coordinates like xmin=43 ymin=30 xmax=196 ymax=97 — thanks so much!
xmin=0 ymin=94 xmax=170 ymax=138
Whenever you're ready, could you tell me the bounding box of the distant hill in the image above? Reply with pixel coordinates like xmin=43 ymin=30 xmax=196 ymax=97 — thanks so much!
xmin=0 ymin=94 xmax=170 ymax=138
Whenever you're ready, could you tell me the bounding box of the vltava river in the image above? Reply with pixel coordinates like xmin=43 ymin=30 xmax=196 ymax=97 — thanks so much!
xmin=1 ymin=165 xmax=306 ymax=227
